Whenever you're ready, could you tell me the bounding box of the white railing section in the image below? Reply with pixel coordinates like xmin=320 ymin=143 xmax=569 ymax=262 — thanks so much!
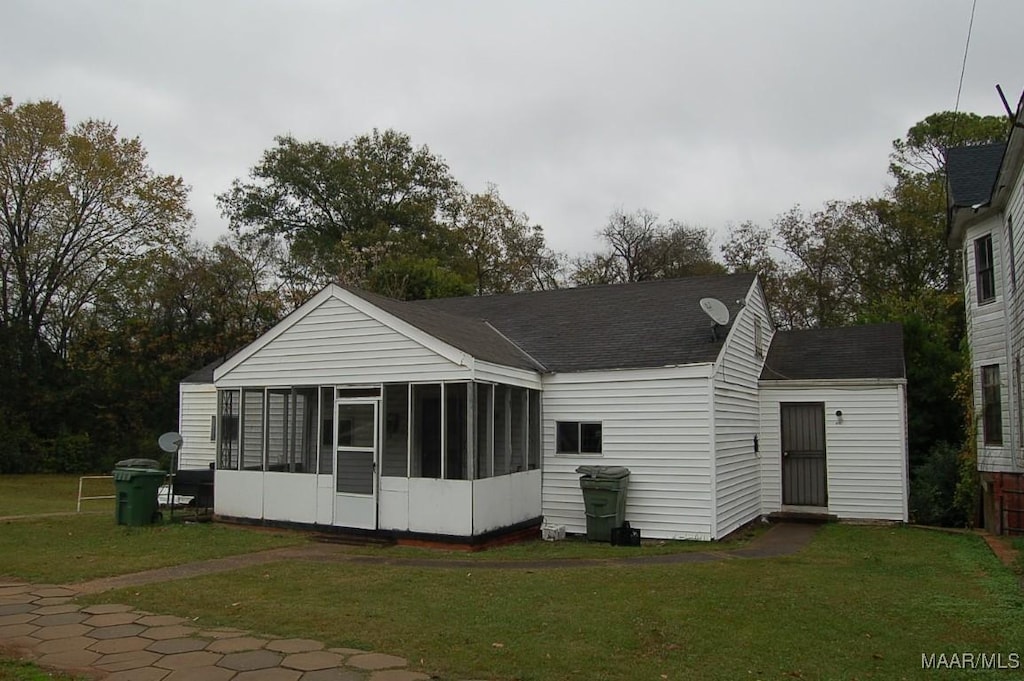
xmin=77 ymin=475 xmax=115 ymax=512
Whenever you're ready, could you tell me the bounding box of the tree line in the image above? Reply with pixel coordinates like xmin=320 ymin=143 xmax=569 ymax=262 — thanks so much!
xmin=0 ymin=94 xmax=1009 ymax=525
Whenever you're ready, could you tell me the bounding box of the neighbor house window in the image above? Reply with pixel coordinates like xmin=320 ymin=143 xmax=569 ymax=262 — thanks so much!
xmin=975 ymin=234 xmax=996 ymax=303
xmin=217 ymin=390 xmax=240 ymax=470
xmin=556 ymin=421 xmax=602 ymax=454
xmin=754 ymin=314 xmax=764 ymax=359
xmin=1009 ymin=214 xmax=1017 ymax=291
xmin=982 ymin=364 xmax=1003 ymax=445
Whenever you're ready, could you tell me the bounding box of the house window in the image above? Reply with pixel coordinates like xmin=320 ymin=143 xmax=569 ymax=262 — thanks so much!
xmin=754 ymin=314 xmax=764 ymax=359
xmin=217 ymin=390 xmax=240 ymax=470
xmin=975 ymin=234 xmax=996 ymax=303
xmin=1009 ymin=214 xmax=1017 ymax=291
xmin=556 ymin=421 xmax=602 ymax=454
xmin=982 ymin=364 xmax=1003 ymax=446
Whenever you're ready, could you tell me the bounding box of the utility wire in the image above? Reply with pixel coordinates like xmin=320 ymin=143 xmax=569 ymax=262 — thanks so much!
xmin=951 ymin=0 xmax=978 ymax=143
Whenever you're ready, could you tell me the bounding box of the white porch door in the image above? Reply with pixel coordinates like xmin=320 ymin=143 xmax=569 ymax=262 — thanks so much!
xmin=333 ymin=399 xmax=379 ymax=530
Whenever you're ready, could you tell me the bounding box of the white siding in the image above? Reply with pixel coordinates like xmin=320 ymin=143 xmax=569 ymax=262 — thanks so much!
xmin=759 ymin=383 xmax=908 ymax=521
xmin=541 ymin=365 xmax=715 ymax=541
xmin=178 ymin=383 xmax=216 ymax=470
xmin=713 ymin=279 xmax=773 ymax=538
xmin=964 ymin=216 xmax=1015 ymax=472
xmin=217 ymin=294 xmax=471 ymax=388
xmin=1001 ymin=158 xmax=1024 ymax=474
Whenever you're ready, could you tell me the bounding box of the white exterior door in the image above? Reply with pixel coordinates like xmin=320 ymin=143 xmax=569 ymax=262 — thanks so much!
xmin=333 ymin=399 xmax=379 ymax=530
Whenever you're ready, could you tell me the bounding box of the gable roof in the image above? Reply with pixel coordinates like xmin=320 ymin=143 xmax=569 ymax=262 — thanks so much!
xmin=406 ymin=273 xmax=756 ymax=372
xmin=946 ymin=142 xmax=1006 ymax=208
xmin=344 ymin=287 xmax=543 ymax=371
xmin=181 ymin=358 xmax=228 ymax=384
xmin=760 ymin=323 xmax=904 ymax=381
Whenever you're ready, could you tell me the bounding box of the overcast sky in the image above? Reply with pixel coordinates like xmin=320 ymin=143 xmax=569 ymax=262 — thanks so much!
xmin=2 ymin=0 xmax=1022 ymax=256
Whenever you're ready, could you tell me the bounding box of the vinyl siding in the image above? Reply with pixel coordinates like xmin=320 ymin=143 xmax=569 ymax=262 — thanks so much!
xmin=1001 ymin=160 xmax=1024 ymax=474
xmin=713 ymin=279 xmax=773 ymax=537
xmin=178 ymin=383 xmax=216 ymax=469
xmin=216 ymin=294 xmax=472 ymax=388
xmin=964 ymin=216 xmax=1015 ymax=472
xmin=540 ymin=365 xmax=715 ymax=541
xmin=759 ymin=383 xmax=908 ymax=521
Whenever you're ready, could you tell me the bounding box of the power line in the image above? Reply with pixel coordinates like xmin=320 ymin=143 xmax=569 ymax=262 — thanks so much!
xmin=951 ymin=0 xmax=978 ymax=141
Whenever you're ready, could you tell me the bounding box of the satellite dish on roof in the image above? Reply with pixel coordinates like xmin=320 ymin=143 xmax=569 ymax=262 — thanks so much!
xmin=158 ymin=432 xmax=183 ymax=454
xmin=699 ymin=297 xmax=730 ymax=326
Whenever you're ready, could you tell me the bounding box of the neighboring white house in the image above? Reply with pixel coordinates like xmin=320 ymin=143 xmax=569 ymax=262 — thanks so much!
xmin=179 ymin=273 xmax=908 ymax=542
xmin=947 ymin=93 xmax=1024 ymax=534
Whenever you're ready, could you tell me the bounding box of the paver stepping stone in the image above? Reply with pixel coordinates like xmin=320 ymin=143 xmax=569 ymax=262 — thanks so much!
xmin=105 ymin=668 xmax=171 ymax=681
xmin=369 ymin=671 xmax=430 ymax=681
xmin=94 ymin=649 xmax=163 ymax=671
xmin=281 ymin=651 xmax=345 ymax=671
xmin=0 ymin=585 xmax=33 ymax=596
xmin=208 ymin=636 xmax=269 ymax=653
xmin=156 ymin=650 xmax=224 ymax=670
xmin=220 ymin=649 xmax=284 ymax=671
xmin=36 ymin=648 xmax=101 ymax=668
xmin=200 ymin=627 xmax=248 ymax=639
xmin=148 ymin=636 xmax=210 ymax=654
xmin=32 ymin=622 xmax=90 ymax=640
xmin=233 ymin=669 xmax=303 ymax=681
xmin=0 ymin=613 xmax=37 ymax=626
xmin=33 ymin=612 xmax=88 ymax=626
xmin=0 ymin=635 xmax=39 ymax=652
xmin=32 ymin=604 xmax=82 ymax=615
xmin=89 ymin=636 xmax=154 ymax=654
xmin=31 ymin=587 xmax=77 ymax=598
xmin=266 ymin=637 xmax=324 ymax=653
xmin=138 ymin=614 xmax=189 ymax=627
xmin=90 ymin=623 xmax=147 ymax=639
xmin=31 ymin=596 xmax=73 ymax=606
xmin=164 ymin=666 xmax=235 ymax=681
xmin=346 ymin=653 xmax=408 ymax=671
xmin=81 ymin=603 xmax=135 ymax=614
xmin=329 ymin=647 xmax=369 ymax=656
xmin=143 ymin=624 xmax=199 ymax=640
xmin=302 ymin=670 xmax=366 ymax=681
xmin=84 ymin=611 xmax=141 ymax=627
xmin=0 ymin=622 xmax=41 ymax=638
xmin=35 ymin=636 xmax=96 ymax=654
xmin=0 ymin=599 xmax=38 ymax=611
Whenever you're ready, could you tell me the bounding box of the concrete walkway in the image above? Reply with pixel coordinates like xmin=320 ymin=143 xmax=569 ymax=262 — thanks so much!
xmin=0 ymin=523 xmax=820 ymax=680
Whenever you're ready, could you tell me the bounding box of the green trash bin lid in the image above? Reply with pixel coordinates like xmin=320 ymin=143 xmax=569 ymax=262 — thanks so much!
xmin=576 ymin=465 xmax=630 ymax=480
xmin=115 ymin=458 xmax=162 ymax=470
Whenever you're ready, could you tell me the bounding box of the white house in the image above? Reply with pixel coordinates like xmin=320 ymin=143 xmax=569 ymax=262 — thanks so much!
xmin=947 ymin=93 xmax=1024 ymax=534
xmin=179 ymin=273 xmax=908 ymax=542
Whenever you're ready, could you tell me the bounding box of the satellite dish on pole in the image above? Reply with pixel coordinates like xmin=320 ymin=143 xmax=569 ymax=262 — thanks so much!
xmin=158 ymin=432 xmax=183 ymax=454
xmin=699 ymin=297 xmax=731 ymax=326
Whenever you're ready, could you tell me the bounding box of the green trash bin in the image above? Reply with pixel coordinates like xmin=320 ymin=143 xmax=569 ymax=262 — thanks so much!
xmin=113 ymin=459 xmax=166 ymax=526
xmin=576 ymin=465 xmax=630 ymax=542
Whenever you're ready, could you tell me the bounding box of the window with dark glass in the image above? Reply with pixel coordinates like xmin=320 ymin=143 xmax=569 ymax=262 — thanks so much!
xmin=1009 ymin=214 xmax=1016 ymax=291
xmin=556 ymin=421 xmax=602 ymax=454
xmin=982 ymin=364 xmax=1003 ymax=445
xmin=975 ymin=234 xmax=996 ymax=303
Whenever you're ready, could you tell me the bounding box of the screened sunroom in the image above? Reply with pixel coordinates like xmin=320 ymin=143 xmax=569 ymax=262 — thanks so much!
xmin=213 ymin=381 xmax=543 ymax=538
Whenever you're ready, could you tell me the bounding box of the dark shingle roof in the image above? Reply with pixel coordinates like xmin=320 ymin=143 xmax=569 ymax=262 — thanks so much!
xmin=947 ymin=142 xmax=1006 ymax=208
xmin=405 ymin=274 xmax=756 ymax=372
xmin=760 ymin=323 xmax=904 ymax=381
xmin=345 ymin=287 xmax=543 ymax=371
xmin=181 ymin=358 xmax=227 ymax=384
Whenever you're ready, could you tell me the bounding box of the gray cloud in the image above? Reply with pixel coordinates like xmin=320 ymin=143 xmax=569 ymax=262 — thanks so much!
xmin=2 ymin=0 xmax=1021 ymax=256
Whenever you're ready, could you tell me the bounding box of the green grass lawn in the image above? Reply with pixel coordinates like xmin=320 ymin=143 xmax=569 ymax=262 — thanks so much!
xmin=0 ymin=474 xmax=114 ymax=517
xmin=0 ymin=513 xmax=307 ymax=584
xmin=79 ymin=525 xmax=1024 ymax=681
xmin=0 ymin=659 xmax=86 ymax=681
